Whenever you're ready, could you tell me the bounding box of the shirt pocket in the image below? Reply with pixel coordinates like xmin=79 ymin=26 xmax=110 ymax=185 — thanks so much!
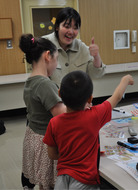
xmin=73 ymin=54 xmax=93 ymax=68
xmin=74 ymin=57 xmax=92 ymax=68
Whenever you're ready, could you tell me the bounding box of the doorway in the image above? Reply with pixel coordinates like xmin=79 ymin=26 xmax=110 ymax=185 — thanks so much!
xmin=20 ymin=0 xmax=78 ymax=72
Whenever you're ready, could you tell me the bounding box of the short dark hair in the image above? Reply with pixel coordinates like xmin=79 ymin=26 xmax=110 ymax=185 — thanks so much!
xmin=55 ymin=7 xmax=81 ymax=39
xmin=60 ymin=71 xmax=93 ymax=110
xmin=19 ymin=33 xmax=57 ymax=64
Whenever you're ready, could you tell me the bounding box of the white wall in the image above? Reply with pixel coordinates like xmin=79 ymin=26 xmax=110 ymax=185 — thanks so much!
xmin=0 ymin=83 xmax=25 ymax=111
xmin=0 ymin=74 xmax=29 ymax=111
xmin=0 ymin=71 xmax=137 ymax=111
xmin=93 ymin=71 xmax=138 ymax=98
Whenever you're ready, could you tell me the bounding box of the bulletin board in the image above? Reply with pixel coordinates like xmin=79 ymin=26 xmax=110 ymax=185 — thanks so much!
xmin=79 ymin=0 xmax=138 ymax=66
xmin=0 ymin=18 xmax=13 ymax=39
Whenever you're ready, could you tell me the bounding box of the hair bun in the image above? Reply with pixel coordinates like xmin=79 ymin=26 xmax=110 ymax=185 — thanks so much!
xmin=19 ymin=34 xmax=35 ymax=53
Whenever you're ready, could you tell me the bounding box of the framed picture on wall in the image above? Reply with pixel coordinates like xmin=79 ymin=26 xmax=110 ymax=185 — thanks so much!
xmin=114 ymin=30 xmax=130 ymax=50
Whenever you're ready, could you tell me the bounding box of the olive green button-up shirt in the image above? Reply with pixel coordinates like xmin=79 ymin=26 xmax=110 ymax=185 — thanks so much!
xmin=43 ymin=32 xmax=106 ymax=87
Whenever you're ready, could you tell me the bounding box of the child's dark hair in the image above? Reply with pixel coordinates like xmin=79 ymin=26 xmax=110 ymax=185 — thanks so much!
xmin=19 ymin=33 xmax=57 ymax=64
xmin=55 ymin=7 xmax=81 ymax=39
xmin=60 ymin=71 xmax=93 ymax=110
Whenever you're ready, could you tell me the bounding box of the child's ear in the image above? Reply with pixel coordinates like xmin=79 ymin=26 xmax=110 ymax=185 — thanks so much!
xmin=88 ymin=95 xmax=93 ymax=103
xmin=44 ymin=50 xmax=51 ymax=62
xmin=58 ymin=89 xmax=61 ymax=97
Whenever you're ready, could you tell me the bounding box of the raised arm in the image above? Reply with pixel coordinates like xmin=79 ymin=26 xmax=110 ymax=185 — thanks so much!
xmin=89 ymin=37 xmax=102 ymax=68
xmin=107 ymin=75 xmax=134 ymax=109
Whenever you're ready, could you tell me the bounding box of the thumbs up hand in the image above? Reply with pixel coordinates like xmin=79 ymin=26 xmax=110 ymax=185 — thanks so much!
xmin=89 ymin=37 xmax=102 ymax=68
xmin=89 ymin=37 xmax=99 ymax=57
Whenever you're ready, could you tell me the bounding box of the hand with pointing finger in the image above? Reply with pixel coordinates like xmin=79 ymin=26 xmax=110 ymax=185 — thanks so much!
xmin=89 ymin=37 xmax=102 ymax=68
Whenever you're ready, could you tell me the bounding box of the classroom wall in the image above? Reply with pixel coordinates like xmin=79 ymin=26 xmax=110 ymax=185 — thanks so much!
xmin=92 ymin=71 xmax=138 ymax=97
xmin=78 ymin=0 xmax=138 ymax=97
xmin=0 ymin=83 xmax=25 ymax=111
xmin=79 ymin=0 xmax=138 ymax=65
xmin=0 ymin=0 xmax=25 ymax=75
xmin=0 ymin=0 xmax=138 ymax=111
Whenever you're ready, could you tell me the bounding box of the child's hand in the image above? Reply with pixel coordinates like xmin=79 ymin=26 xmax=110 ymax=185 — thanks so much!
xmin=122 ymin=75 xmax=134 ymax=86
xmin=84 ymin=102 xmax=92 ymax=110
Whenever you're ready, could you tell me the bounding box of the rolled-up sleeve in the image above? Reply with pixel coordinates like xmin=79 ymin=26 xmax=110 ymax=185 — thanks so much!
xmin=87 ymin=60 xmax=106 ymax=79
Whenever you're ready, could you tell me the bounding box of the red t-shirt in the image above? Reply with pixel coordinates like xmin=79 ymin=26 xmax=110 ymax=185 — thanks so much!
xmin=43 ymin=101 xmax=111 ymax=185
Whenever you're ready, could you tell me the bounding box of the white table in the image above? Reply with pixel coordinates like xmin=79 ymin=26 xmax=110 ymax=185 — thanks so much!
xmin=99 ymin=119 xmax=138 ymax=190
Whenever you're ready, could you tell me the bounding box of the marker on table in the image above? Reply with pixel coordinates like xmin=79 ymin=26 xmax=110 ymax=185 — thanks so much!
xmin=117 ymin=141 xmax=136 ymax=150
xmin=113 ymin=108 xmax=125 ymax=113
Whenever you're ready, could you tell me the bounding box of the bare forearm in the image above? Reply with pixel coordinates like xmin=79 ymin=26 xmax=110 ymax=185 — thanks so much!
xmin=48 ymin=146 xmax=60 ymax=160
xmin=107 ymin=75 xmax=134 ymax=109
xmin=48 ymin=152 xmax=59 ymax=160
xmin=50 ymin=102 xmax=66 ymax=117
xmin=112 ymin=79 xmax=129 ymax=102
xmin=93 ymin=53 xmax=102 ymax=68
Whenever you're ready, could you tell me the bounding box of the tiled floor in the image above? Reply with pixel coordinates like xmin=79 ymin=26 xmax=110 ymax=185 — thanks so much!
xmin=0 ymin=115 xmax=39 ymax=190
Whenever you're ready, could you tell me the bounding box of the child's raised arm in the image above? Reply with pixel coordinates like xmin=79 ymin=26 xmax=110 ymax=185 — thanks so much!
xmin=107 ymin=74 xmax=134 ymax=109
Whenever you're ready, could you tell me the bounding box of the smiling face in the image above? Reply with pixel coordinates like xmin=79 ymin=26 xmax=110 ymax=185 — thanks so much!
xmin=57 ymin=19 xmax=79 ymax=51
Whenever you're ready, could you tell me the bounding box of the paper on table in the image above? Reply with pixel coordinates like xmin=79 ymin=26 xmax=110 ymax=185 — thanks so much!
xmin=116 ymin=103 xmax=138 ymax=117
xmin=116 ymin=161 xmax=138 ymax=182
xmin=112 ymin=110 xmax=132 ymax=120
xmin=110 ymin=119 xmax=131 ymax=128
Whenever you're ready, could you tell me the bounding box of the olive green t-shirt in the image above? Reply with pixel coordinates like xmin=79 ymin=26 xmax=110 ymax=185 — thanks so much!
xmin=24 ymin=75 xmax=61 ymax=135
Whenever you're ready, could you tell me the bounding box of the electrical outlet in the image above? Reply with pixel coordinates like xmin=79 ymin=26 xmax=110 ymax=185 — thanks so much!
xmin=132 ymin=43 xmax=136 ymax=53
xmin=7 ymin=40 xmax=13 ymax=49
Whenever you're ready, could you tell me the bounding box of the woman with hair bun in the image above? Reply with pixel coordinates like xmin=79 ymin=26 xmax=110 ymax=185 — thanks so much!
xmin=19 ymin=34 xmax=66 ymax=190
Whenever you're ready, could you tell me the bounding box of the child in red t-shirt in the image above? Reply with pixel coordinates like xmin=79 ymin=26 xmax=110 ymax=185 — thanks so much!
xmin=43 ymin=71 xmax=134 ymax=190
